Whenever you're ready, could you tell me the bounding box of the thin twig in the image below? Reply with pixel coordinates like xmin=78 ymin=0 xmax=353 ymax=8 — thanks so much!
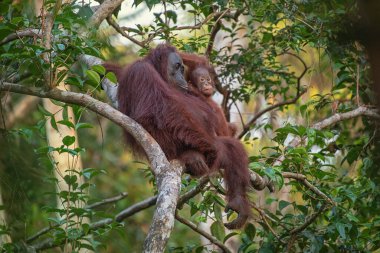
xmin=252 ymin=205 xmax=282 ymax=241
xmin=356 ymin=63 xmax=360 ymax=106
xmin=289 ymin=204 xmax=327 ymax=235
xmin=86 ymin=192 xmax=128 ymax=209
xmin=106 ymin=15 xmax=146 ymax=48
xmin=205 ymin=8 xmax=231 ymax=57
xmin=238 ymin=90 xmax=307 ymax=139
xmin=177 ymin=176 xmax=209 ymax=208
xmin=282 ymin=172 xmax=334 ymax=205
xmin=281 ymin=52 xmax=308 ymax=96
xmin=175 ymin=212 xmax=231 ymax=253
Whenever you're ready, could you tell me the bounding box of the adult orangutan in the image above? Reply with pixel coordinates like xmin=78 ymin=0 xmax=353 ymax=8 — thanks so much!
xmin=105 ymin=44 xmax=251 ymax=229
xmin=179 ymin=52 xmax=237 ymax=137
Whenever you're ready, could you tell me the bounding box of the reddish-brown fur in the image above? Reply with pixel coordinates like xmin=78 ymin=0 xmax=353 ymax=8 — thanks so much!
xmin=105 ymin=45 xmax=251 ymax=229
xmin=180 ymin=52 xmax=237 ymax=137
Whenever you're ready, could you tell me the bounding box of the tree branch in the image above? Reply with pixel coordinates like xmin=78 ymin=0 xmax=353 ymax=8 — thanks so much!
xmin=238 ymin=90 xmax=307 ymax=139
xmin=282 ymin=172 xmax=334 ymax=205
xmin=106 ymin=16 xmax=146 ymax=48
xmin=252 ymin=204 xmax=282 ymax=241
xmin=86 ymin=192 xmax=128 ymax=209
xmin=289 ymin=204 xmax=327 ymax=235
xmin=175 ymin=212 xmax=231 ymax=253
xmin=286 ymin=106 xmax=380 ymax=149
xmin=142 ymin=160 xmax=183 ymax=253
xmin=89 ymin=0 xmax=124 ymax=27
xmin=312 ymin=106 xmax=380 ymax=130
xmin=250 ymin=171 xmax=275 ymax=192
xmin=115 ymin=196 xmax=158 ymax=222
xmin=0 ymin=29 xmax=42 ymax=46
xmin=205 ymin=8 xmax=240 ymax=57
xmin=0 ymin=82 xmax=162 ymax=166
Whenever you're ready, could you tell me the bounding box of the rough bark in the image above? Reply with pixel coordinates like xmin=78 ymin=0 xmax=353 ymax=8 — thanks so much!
xmin=142 ymin=160 xmax=183 ymax=253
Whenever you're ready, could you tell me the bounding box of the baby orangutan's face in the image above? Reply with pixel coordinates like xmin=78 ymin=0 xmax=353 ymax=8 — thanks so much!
xmin=193 ymin=67 xmax=214 ymax=97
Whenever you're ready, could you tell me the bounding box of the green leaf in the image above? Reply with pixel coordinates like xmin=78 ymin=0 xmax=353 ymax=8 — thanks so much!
xmin=343 ymin=146 xmax=362 ymax=165
xmin=262 ymin=32 xmax=272 ymax=43
xmin=165 ymin=10 xmax=177 ymax=23
xmin=92 ymin=65 xmax=106 ymax=75
xmin=56 ymin=43 xmax=65 ymax=51
xmin=244 ymin=223 xmax=256 ymax=240
xmin=145 ymin=0 xmax=160 ymax=10
xmin=62 ymin=106 xmax=68 ymax=121
xmin=64 ymin=175 xmax=77 ymax=186
xmin=58 ymin=120 xmax=75 ymax=129
xmin=38 ymin=104 xmax=53 ymax=116
xmin=65 ymin=76 xmax=83 ymax=88
xmin=50 ymin=116 xmax=58 ymax=131
xmin=210 ymin=221 xmax=225 ymax=241
xmin=67 ymin=228 xmax=82 ymax=240
xmin=75 ymin=122 xmax=93 ymax=130
xmin=223 ymin=232 xmax=239 ymax=243
xmin=347 ymin=213 xmax=359 ymax=223
xmin=195 ymin=246 xmax=205 ymax=253
xmin=279 ymin=200 xmax=291 ymax=211
xmin=105 ymin=72 xmax=118 ymax=84
xmin=336 ymin=222 xmax=346 ymax=239
xmin=47 ymin=217 xmax=65 ymax=225
xmin=85 ymin=69 xmax=100 ymax=85
xmin=213 ymin=203 xmax=223 ymax=222
xmin=62 ymin=135 xmax=75 ymax=146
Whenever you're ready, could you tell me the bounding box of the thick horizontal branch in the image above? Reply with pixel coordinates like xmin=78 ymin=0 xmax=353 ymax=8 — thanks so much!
xmin=286 ymin=106 xmax=380 ymax=149
xmin=175 ymin=213 xmax=231 ymax=253
xmin=250 ymin=171 xmax=275 ymax=192
xmin=0 ymin=82 xmax=165 ymax=170
xmin=312 ymin=106 xmax=380 ymax=130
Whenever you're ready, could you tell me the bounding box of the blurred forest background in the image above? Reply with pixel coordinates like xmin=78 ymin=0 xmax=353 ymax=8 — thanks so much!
xmin=0 ymin=0 xmax=379 ymax=252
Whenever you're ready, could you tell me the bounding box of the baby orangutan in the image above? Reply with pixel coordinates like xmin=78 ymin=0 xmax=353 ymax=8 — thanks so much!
xmin=188 ymin=66 xmax=237 ymax=137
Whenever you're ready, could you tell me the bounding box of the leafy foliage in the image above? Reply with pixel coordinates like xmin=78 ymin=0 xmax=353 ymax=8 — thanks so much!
xmin=0 ymin=0 xmax=379 ymax=252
